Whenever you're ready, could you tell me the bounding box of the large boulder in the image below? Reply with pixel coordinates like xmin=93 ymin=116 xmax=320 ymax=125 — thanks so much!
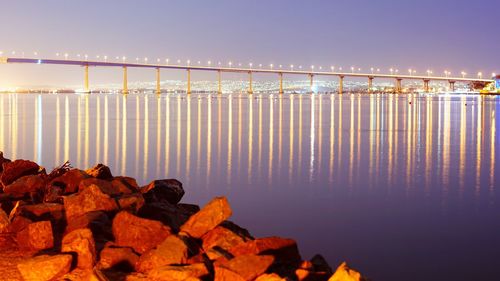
xmin=62 ymin=228 xmax=96 ymax=269
xmin=117 ymin=193 xmax=145 ymax=213
xmin=0 ymin=159 xmax=40 ymax=187
xmin=140 ymin=179 xmax=185 ymax=204
xmin=112 ymin=211 xmax=171 ymax=254
xmin=147 ymin=263 xmax=209 ymax=281
xmin=3 ymin=175 xmax=45 ymax=198
xmin=136 ymin=235 xmax=189 ymax=273
xmin=19 ymin=203 xmax=65 ymax=222
xmin=17 ymin=254 xmax=73 ymax=281
xmin=138 ymin=201 xmax=195 ymax=232
xmin=98 ymin=246 xmax=139 ymax=271
xmin=86 ymin=164 xmax=113 ymax=180
xmin=79 ymin=178 xmax=122 ymax=196
xmin=112 ymin=176 xmax=140 ymax=194
xmin=63 ymin=184 xmax=118 ymax=221
xmin=328 ymin=262 xmax=366 ymax=281
xmin=48 ymin=169 xmax=90 ymax=194
xmin=202 ymin=221 xmax=253 ymax=260
xmin=215 ymin=254 xmax=274 ymax=281
xmin=229 ymin=237 xmax=301 ymax=264
xmin=65 ymin=211 xmax=113 ymax=243
xmin=16 ymin=220 xmax=54 ymax=251
xmin=180 ymin=197 xmax=232 ymax=238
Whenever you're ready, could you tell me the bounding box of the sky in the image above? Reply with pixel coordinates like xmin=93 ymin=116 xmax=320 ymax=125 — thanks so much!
xmin=0 ymin=0 xmax=499 ymax=88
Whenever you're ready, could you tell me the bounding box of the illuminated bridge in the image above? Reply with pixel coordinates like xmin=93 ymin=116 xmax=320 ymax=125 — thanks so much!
xmin=0 ymin=56 xmax=495 ymax=94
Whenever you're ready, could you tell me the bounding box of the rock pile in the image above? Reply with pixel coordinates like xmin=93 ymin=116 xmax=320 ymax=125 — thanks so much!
xmin=0 ymin=152 xmax=367 ymax=281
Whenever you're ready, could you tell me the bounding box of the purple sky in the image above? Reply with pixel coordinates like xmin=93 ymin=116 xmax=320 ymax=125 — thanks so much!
xmin=1 ymin=0 xmax=499 ymax=87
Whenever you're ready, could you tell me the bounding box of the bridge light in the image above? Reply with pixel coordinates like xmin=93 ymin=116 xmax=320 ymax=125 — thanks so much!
xmin=177 ymin=59 xmax=181 ymax=64
xmin=461 ymin=71 xmax=466 ymax=78
xmin=34 ymin=51 xmax=38 ymax=56
xmin=299 ymin=65 xmax=302 ymax=69
xmin=104 ymin=55 xmax=108 ymax=62
xmin=291 ymin=64 xmax=294 ymax=70
xmin=270 ymin=64 xmax=274 ymax=69
xmin=311 ymin=65 xmax=315 ymax=70
xmin=390 ymin=68 xmax=394 ymax=74
xmin=339 ymin=67 xmax=342 ymax=71
xmin=376 ymin=68 xmax=380 ymax=72
xmin=187 ymin=60 xmax=190 ymax=65
xmin=493 ymin=72 xmax=496 ymax=77
xmin=166 ymin=58 xmax=170 ymax=64
xmin=249 ymin=62 xmax=253 ymax=68
xmin=259 ymin=63 xmax=262 ymax=68
xmin=64 ymin=53 xmax=68 ymax=60
xmin=279 ymin=64 xmax=282 ymax=69
xmin=371 ymin=67 xmax=374 ymax=74
xmin=351 ymin=66 xmax=355 ymax=73
xmin=123 ymin=56 xmax=127 ymax=62
xmin=332 ymin=66 xmax=335 ymax=71
xmin=0 ymin=51 xmax=3 ymax=55
xmin=477 ymin=72 xmax=482 ymax=79
xmin=85 ymin=54 xmax=88 ymax=60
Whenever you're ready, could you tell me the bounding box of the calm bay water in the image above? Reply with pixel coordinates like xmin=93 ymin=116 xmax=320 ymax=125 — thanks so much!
xmin=0 ymin=92 xmax=499 ymax=280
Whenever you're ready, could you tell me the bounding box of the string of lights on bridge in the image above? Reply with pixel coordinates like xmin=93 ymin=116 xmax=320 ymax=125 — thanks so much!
xmin=0 ymin=50 xmax=496 ymax=79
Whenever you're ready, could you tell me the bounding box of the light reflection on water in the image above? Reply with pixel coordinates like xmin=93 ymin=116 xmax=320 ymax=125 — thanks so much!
xmin=0 ymin=93 xmax=499 ymax=281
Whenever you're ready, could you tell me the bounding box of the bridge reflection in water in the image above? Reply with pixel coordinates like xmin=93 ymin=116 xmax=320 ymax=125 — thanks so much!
xmin=0 ymin=92 xmax=499 ymax=280
xmin=0 ymin=93 xmax=496 ymax=194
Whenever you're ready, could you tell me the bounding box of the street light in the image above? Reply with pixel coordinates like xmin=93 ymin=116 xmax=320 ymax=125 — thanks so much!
xmin=64 ymin=53 xmax=69 ymax=60
xmin=390 ymin=68 xmax=394 ymax=75
xmin=477 ymin=72 xmax=482 ymax=79
xmin=291 ymin=64 xmax=294 ymax=71
xmin=461 ymin=71 xmax=466 ymax=78
xmin=270 ymin=64 xmax=274 ymax=69
xmin=166 ymin=58 xmax=170 ymax=64
xmin=351 ymin=66 xmax=355 ymax=73
xmin=371 ymin=67 xmax=374 ymax=74
xmin=332 ymin=66 xmax=336 ymax=72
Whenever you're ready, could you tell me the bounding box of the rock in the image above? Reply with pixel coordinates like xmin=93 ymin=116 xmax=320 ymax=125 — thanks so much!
xmin=62 ymin=228 xmax=96 ymax=269
xmin=140 ymin=179 xmax=185 ymax=204
xmin=0 ymin=159 xmax=40 ymax=187
xmin=328 ymin=262 xmax=366 ymax=281
xmin=65 ymin=211 xmax=112 ymax=244
xmin=63 ymin=184 xmax=118 ymax=221
xmin=255 ymin=273 xmax=288 ymax=281
xmin=7 ymin=215 xmax=32 ymax=233
xmin=86 ymin=164 xmax=113 ymax=180
xmin=202 ymin=221 xmax=253 ymax=260
xmin=19 ymin=202 xmax=65 ymax=222
xmin=180 ymin=197 xmax=232 ymax=238
xmin=295 ymin=268 xmax=330 ymax=281
xmin=214 ymin=266 xmax=246 ymax=281
xmin=147 ymin=263 xmax=209 ymax=281
xmin=136 ymin=235 xmax=189 ymax=273
xmin=49 ymin=169 xmax=90 ymax=194
xmin=229 ymin=237 xmax=301 ymax=264
xmin=0 ymin=208 xmax=9 ymax=233
xmin=117 ymin=193 xmax=145 ymax=213
xmin=79 ymin=178 xmax=121 ymax=196
xmin=43 ymin=185 xmax=64 ymax=203
xmin=62 ymin=268 xmax=109 ymax=281
xmin=16 ymin=220 xmax=54 ymax=251
xmin=98 ymin=246 xmax=139 ymax=271
xmin=138 ymin=201 xmax=194 ymax=232
xmin=215 ymin=254 xmax=274 ymax=281
xmin=17 ymin=254 xmax=72 ymax=281
xmin=3 ymin=175 xmax=45 ymax=198
xmin=112 ymin=176 xmax=139 ymax=194
xmin=112 ymin=211 xmax=171 ymax=254
xmin=311 ymin=254 xmax=333 ymax=275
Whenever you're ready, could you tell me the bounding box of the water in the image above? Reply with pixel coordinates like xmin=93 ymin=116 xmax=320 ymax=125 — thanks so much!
xmin=0 ymin=92 xmax=499 ymax=281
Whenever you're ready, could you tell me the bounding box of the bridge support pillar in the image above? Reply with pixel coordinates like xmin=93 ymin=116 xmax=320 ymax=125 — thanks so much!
xmin=279 ymin=73 xmax=284 ymax=94
xmin=156 ymin=68 xmax=161 ymax=95
xmin=339 ymin=75 xmax=344 ymax=94
xmin=187 ymin=69 xmax=191 ymax=94
xmin=218 ymin=70 xmax=222 ymax=94
xmin=395 ymin=78 xmax=402 ymax=93
xmin=368 ymin=77 xmax=373 ymax=93
xmin=248 ymin=71 xmax=253 ymax=94
xmin=84 ymin=65 xmax=90 ymax=93
xmin=309 ymin=74 xmax=314 ymax=93
xmin=122 ymin=67 xmax=128 ymax=94
xmin=423 ymin=79 xmax=430 ymax=93
xmin=449 ymin=81 xmax=455 ymax=92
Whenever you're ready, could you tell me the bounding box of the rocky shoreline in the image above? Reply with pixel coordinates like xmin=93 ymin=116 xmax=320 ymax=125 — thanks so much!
xmin=0 ymin=152 xmax=367 ymax=281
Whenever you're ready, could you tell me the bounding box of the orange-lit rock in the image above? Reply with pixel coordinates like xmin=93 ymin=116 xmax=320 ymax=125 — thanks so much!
xmin=202 ymin=221 xmax=253 ymax=260
xmin=229 ymin=236 xmax=301 ymax=264
xmin=180 ymin=196 xmax=232 ymax=238
xmin=147 ymin=263 xmax=209 ymax=281
xmin=65 ymin=211 xmax=112 ymax=242
xmin=86 ymin=164 xmax=113 ymax=180
xmin=49 ymin=169 xmax=90 ymax=194
xmin=61 ymin=268 xmax=109 ymax=281
xmin=63 ymin=184 xmax=118 ymax=221
xmin=0 ymin=159 xmax=40 ymax=187
xmin=19 ymin=202 xmax=64 ymax=222
xmin=215 ymin=254 xmax=274 ymax=281
xmin=112 ymin=176 xmax=140 ymax=194
xmin=328 ymin=262 xmax=366 ymax=281
xmin=214 ymin=265 xmax=246 ymax=281
xmin=136 ymin=234 xmax=189 ymax=273
xmin=255 ymin=273 xmax=288 ymax=281
xmin=17 ymin=254 xmax=72 ymax=281
xmin=7 ymin=215 xmax=32 ymax=233
xmin=0 ymin=208 xmax=8 ymax=233
xmin=140 ymin=179 xmax=185 ymax=204
xmin=16 ymin=220 xmax=54 ymax=251
xmin=112 ymin=211 xmax=171 ymax=254
xmin=3 ymin=175 xmax=45 ymax=198
xmin=62 ymin=228 xmax=96 ymax=269
xmin=117 ymin=193 xmax=145 ymax=213
xmin=79 ymin=178 xmax=121 ymax=196
xmin=98 ymin=246 xmax=139 ymax=271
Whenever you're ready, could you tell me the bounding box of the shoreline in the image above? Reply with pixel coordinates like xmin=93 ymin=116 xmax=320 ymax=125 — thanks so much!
xmin=0 ymin=152 xmax=367 ymax=281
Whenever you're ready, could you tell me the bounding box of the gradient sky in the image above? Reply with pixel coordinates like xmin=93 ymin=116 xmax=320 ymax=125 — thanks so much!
xmin=1 ymin=0 xmax=499 ymax=87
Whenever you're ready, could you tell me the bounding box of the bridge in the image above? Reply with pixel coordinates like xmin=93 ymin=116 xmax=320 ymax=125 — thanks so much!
xmin=0 ymin=57 xmax=494 ymax=94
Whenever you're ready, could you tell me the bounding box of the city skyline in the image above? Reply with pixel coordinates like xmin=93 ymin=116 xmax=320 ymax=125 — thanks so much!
xmin=1 ymin=0 xmax=499 ymax=87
